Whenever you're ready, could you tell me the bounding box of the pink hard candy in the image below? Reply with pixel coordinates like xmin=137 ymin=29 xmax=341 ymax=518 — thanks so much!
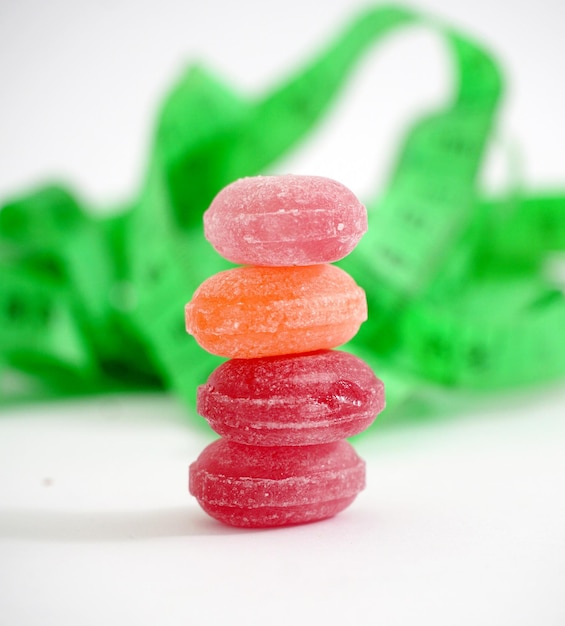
xmin=203 ymin=174 xmax=367 ymax=266
xmin=197 ymin=350 xmax=385 ymax=446
xmin=189 ymin=438 xmax=365 ymax=528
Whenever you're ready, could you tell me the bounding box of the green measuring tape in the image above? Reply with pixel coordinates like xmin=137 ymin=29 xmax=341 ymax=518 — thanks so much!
xmin=1 ymin=5 xmax=564 ymax=415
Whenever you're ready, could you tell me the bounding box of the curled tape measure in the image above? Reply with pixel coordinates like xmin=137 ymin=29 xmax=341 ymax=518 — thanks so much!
xmin=1 ymin=5 xmax=564 ymax=415
xmin=0 ymin=264 xmax=94 ymax=390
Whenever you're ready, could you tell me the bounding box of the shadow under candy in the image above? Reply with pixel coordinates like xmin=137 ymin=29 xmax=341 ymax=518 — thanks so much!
xmin=0 ymin=506 xmax=266 ymax=542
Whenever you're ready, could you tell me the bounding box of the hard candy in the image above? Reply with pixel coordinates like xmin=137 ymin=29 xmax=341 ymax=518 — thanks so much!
xmin=185 ymin=264 xmax=367 ymax=358
xmin=203 ymin=175 xmax=367 ymax=266
xmin=197 ymin=350 xmax=385 ymax=445
xmin=189 ymin=438 xmax=366 ymax=527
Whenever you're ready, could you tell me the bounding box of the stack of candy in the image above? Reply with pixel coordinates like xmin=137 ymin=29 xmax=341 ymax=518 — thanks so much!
xmin=185 ymin=175 xmax=385 ymax=528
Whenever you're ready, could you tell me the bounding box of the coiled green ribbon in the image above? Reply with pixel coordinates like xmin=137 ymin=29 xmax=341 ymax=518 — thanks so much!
xmin=1 ymin=5 xmax=564 ymax=415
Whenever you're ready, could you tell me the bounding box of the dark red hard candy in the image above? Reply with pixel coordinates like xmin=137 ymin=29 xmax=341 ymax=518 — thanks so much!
xmin=197 ymin=350 xmax=385 ymax=446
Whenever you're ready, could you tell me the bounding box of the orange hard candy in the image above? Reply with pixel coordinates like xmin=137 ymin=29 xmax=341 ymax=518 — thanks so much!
xmin=185 ymin=264 xmax=367 ymax=358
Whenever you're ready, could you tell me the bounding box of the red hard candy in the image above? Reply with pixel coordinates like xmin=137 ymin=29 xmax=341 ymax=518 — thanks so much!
xmin=197 ymin=350 xmax=385 ymax=446
xmin=189 ymin=438 xmax=366 ymax=528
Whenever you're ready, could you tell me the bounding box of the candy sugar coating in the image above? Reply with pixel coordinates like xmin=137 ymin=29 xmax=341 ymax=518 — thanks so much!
xmin=185 ymin=264 xmax=367 ymax=358
xmin=189 ymin=438 xmax=365 ymax=528
xmin=203 ymin=175 xmax=367 ymax=266
xmin=197 ymin=350 xmax=385 ymax=445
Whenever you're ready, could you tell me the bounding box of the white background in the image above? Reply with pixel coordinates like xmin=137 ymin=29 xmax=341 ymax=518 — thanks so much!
xmin=1 ymin=1 xmax=565 ymax=625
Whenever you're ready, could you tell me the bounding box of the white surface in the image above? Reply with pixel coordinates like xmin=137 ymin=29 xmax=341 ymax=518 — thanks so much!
xmin=2 ymin=1 xmax=565 ymax=624
xmin=1 ymin=388 xmax=565 ymax=626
